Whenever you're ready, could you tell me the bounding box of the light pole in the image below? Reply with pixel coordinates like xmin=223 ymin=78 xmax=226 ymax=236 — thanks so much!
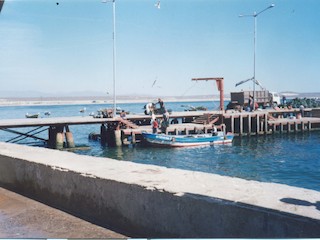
xmin=0 ymin=0 xmax=5 ymax=13
xmin=102 ymin=0 xmax=117 ymax=117
xmin=239 ymin=3 xmax=274 ymax=111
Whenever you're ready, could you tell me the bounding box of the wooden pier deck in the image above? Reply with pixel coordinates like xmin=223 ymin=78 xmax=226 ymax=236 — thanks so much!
xmin=0 ymin=108 xmax=320 ymax=148
xmin=0 ymin=111 xmax=215 ymax=128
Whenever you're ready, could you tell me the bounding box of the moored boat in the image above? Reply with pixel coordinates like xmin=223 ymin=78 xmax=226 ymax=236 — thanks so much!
xmin=142 ymin=131 xmax=234 ymax=147
xmin=25 ymin=113 xmax=40 ymax=118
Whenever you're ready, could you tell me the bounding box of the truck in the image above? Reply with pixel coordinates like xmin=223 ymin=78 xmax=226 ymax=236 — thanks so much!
xmin=227 ymin=90 xmax=281 ymax=110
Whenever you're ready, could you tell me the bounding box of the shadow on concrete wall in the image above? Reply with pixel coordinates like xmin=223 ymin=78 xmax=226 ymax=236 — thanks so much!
xmin=281 ymin=198 xmax=320 ymax=211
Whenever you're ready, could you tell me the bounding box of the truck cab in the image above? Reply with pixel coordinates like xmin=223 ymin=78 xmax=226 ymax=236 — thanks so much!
xmin=269 ymin=92 xmax=281 ymax=106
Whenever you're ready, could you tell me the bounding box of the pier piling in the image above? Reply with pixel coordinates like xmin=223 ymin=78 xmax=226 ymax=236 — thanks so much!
xmin=55 ymin=132 xmax=64 ymax=149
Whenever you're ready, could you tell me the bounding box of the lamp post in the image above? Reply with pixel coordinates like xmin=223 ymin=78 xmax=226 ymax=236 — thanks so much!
xmin=102 ymin=0 xmax=117 ymax=116
xmin=239 ymin=3 xmax=274 ymax=111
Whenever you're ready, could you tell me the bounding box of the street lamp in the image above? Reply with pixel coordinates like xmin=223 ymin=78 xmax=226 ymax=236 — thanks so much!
xmin=239 ymin=3 xmax=275 ymax=111
xmin=102 ymin=0 xmax=117 ymax=117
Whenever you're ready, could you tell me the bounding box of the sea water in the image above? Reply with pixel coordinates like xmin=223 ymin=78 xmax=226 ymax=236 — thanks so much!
xmin=0 ymin=101 xmax=319 ymax=191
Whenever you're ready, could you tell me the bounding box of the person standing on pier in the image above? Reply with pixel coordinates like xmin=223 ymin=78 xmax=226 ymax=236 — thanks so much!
xmin=158 ymin=98 xmax=166 ymax=114
xmin=247 ymin=95 xmax=253 ymax=112
xmin=160 ymin=111 xmax=170 ymax=133
xmin=120 ymin=110 xmax=126 ymax=119
xmin=299 ymin=105 xmax=305 ymax=117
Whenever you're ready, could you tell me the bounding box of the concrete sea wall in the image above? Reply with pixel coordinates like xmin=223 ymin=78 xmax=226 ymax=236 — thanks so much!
xmin=0 ymin=142 xmax=319 ymax=237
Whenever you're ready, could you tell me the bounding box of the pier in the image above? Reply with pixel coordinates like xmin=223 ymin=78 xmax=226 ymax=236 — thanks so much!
xmin=0 ymin=108 xmax=320 ymax=148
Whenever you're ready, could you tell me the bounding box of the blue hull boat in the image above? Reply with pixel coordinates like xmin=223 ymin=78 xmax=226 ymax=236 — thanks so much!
xmin=142 ymin=132 xmax=234 ymax=147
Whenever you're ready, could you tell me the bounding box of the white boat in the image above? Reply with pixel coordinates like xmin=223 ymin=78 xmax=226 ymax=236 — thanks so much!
xmin=25 ymin=113 xmax=40 ymax=118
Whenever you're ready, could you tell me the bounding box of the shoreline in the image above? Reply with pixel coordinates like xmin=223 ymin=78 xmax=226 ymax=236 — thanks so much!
xmin=0 ymin=97 xmax=226 ymax=107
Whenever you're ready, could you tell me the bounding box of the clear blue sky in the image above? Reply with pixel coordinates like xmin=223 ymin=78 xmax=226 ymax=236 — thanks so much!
xmin=0 ymin=0 xmax=319 ymax=97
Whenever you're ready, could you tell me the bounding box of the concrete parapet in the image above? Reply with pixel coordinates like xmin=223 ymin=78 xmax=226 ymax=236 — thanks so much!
xmin=0 ymin=142 xmax=319 ymax=237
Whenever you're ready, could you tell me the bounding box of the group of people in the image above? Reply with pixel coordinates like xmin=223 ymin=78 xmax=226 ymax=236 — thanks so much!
xmin=151 ymin=98 xmax=170 ymax=134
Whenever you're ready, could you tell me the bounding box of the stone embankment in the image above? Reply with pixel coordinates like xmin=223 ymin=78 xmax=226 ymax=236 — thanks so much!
xmin=0 ymin=142 xmax=319 ymax=237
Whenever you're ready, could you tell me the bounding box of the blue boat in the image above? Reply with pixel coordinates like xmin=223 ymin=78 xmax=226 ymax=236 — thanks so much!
xmin=142 ymin=131 xmax=234 ymax=147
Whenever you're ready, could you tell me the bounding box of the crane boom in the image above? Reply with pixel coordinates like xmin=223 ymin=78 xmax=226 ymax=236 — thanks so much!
xmin=235 ymin=77 xmax=265 ymax=90
xmin=191 ymin=77 xmax=224 ymax=111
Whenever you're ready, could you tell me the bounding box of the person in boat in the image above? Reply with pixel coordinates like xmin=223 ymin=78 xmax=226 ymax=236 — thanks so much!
xmin=160 ymin=111 xmax=170 ymax=133
xmin=152 ymin=118 xmax=159 ymax=134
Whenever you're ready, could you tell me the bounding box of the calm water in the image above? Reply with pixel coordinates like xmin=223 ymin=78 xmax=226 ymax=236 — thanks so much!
xmin=0 ymin=101 xmax=319 ymax=191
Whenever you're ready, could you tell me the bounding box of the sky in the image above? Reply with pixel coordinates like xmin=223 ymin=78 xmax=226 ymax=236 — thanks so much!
xmin=0 ymin=0 xmax=319 ymax=97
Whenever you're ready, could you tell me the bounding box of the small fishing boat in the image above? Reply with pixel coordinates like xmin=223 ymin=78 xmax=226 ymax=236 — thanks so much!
xmin=79 ymin=107 xmax=86 ymax=113
xmin=142 ymin=131 xmax=234 ymax=147
xmin=25 ymin=113 xmax=40 ymax=118
xmin=182 ymin=105 xmax=207 ymax=111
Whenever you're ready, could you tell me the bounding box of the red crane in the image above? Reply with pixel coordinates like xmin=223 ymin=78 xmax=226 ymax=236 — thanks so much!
xmin=191 ymin=77 xmax=224 ymax=111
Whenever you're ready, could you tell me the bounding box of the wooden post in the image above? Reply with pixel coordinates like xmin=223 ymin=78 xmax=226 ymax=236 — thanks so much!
xmin=131 ymin=132 xmax=136 ymax=144
xmin=55 ymin=132 xmax=64 ymax=149
xmin=248 ymin=114 xmax=252 ymax=135
xmin=65 ymin=125 xmax=75 ymax=148
xmin=114 ymin=129 xmax=122 ymax=147
xmin=264 ymin=113 xmax=268 ymax=134
xmin=48 ymin=126 xmax=57 ymax=149
xmin=175 ymin=128 xmax=179 ymax=135
xmin=100 ymin=124 xmax=107 ymax=145
xmin=65 ymin=132 xmax=75 ymax=148
xmin=256 ymin=114 xmax=260 ymax=134
xmin=48 ymin=125 xmax=64 ymax=149
xmin=239 ymin=114 xmax=243 ymax=136
xmin=231 ymin=115 xmax=234 ymax=134
xmin=308 ymin=121 xmax=311 ymax=131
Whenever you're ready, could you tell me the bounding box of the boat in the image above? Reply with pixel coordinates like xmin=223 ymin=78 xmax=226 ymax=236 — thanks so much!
xmin=25 ymin=113 xmax=40 ymax=118
xmin=142 ymin=131 xmax=234 ymax=147
xmin=182 ymin=105 xmax=208 ymax=111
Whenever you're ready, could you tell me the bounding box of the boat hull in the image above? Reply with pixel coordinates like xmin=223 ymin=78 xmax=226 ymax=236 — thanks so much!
xmin=25 ymin=114 xmax=39 ymax=119
xmin=142 ymin=132 xmax=233 ymax=147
